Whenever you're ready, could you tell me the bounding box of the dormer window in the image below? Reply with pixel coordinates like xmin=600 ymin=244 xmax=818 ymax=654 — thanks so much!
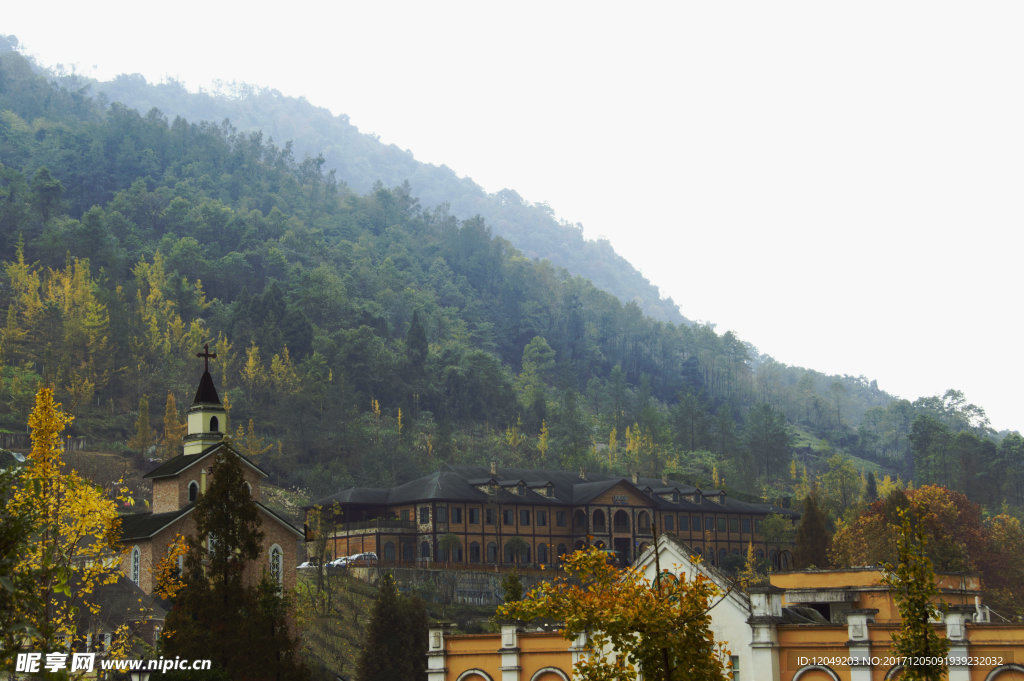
xmin=517 ymin=482 xmax=526 ymax=496
xmin=528 ymin=481 xmax=555 ymax=498
xmin=472 ymin=478 xmax=499 ymax=495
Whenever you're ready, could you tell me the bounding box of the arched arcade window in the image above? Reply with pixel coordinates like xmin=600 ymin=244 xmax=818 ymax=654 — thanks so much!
xmin=613 ymin=510 xmax=630 ymax=532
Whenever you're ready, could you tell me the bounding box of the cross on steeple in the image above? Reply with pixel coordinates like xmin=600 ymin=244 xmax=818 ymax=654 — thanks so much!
xmin=196 ymin=343 xmax=217 ymax=373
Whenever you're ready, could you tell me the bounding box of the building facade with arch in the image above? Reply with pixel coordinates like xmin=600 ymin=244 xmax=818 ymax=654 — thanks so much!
xmin=427 ymin=623 xmax=576 ymax=681
xmin=428 ymin=535 xmax=1024 ymax=681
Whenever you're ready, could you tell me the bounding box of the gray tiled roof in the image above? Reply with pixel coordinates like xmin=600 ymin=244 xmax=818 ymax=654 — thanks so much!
xmin=313 ymin=464 xmax=796 ymax=516
xmin=120 ymin=507 xmax=193 ymax=541
xmin=120 ymin=502 xmax=302 ymax=541
xmin=143 ymin=442 xmax=268 ymax=480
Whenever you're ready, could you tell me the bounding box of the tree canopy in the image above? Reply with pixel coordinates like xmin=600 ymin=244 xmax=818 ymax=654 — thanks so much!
xmin=830 ymin=486 xmax=1024 ymax=617
xmin=882 ymin=509 xmax=950 ymax=681
xmin=161 ymin=449 xmax=307 ymax=681
xmin=0 ymin=42 xmax=1021 ymax=522
xmin=2 ymin=386 xmax=127 ymax=655
xmin=354 ymin=574 xmax=428 ymax=681
xmin=497 ymin=546 xmax=730 ymax=681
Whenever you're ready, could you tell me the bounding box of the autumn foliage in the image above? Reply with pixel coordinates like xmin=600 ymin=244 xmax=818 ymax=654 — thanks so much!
xmin=497 ymin=546 xmax=730 ymax=681
xmin=4 ymin=386 xmax=127 ymax=653
xmin=882 ymin=509 xmax=950 ymax=681
xmin=830 ymin=485 xmax=1024 ymax=616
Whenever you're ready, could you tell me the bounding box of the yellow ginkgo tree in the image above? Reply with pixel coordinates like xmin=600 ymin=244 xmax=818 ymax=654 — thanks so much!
xmin=5 ymin=386 xmax=127 ymax=654
xmin=498 ymin=545 xmax=731 ymax=681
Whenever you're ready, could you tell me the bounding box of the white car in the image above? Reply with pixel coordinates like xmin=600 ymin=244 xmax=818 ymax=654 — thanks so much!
xmin=327 ymin=555 xmax=351 ymax=568
xmin=296 ymin=560 xmax=320 ymax=570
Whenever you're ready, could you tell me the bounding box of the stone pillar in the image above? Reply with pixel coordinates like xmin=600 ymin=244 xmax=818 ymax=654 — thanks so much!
xmin=569 ymin=630 xmax=589 ymax=669
xmin=748 ymin=586 xmax=784 ymax=681
xmin=500 ymin=623 xmax=521 ymax=681
xmin=427 ymin=623 xmax=453 ymax=681
xmin=846 ymin=610 xmax=878 ymax=681
xmin=945 ymin=607 xmax=973 ymax=681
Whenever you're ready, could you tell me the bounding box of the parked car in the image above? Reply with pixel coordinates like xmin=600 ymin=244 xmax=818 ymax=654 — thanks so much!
xmin=327 ymin=555 xmax=351 ymax=569
xmin=296 ymin=560 xmax=320 ymax=570
xmin=347 ymin=552 xmax=378 ymax=566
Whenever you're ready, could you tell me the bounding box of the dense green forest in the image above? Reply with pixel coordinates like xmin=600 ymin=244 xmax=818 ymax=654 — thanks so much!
xmin=0 ymin=36 xmax=1020 ymax=516
xmin=92 ymin=64 xmax=688 ymax=327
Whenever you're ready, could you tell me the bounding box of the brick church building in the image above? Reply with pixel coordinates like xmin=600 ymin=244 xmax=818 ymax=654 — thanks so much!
xmin=118 ymin=350 xmax=304 ymax=594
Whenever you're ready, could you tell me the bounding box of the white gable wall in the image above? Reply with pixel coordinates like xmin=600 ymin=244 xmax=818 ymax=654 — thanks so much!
xmin=636 ymin=536 xmax=757 ymax=681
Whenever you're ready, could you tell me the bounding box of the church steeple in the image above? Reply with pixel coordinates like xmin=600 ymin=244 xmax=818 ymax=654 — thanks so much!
xmin=183 ymin=344 xmax=226 ymax=455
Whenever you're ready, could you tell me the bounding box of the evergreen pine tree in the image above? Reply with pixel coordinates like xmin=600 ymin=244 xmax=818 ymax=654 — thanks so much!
xmin=793 ymin=490 xmax=831 ymax=569
xmin=406 ymin=310 xmax=428 ymax=374
xmin=162 ymin=449 xmax=307 ymax=681
xmin=356 ymin=574 xmax=428 ymax=681
xmin=193 ymin=449 xmax=263 ymax=591
xmin=501 ymin=569 xmax=524 ymax=603
xmin=865 ymin=470 xmax=879 ymax=502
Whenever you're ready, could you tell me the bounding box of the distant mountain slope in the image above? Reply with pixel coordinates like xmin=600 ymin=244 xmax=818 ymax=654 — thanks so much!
xmin=94 ymin=76 xmax=688 ymax=325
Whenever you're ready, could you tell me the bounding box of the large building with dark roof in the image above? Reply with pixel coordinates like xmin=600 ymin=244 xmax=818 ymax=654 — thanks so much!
xmin=308 ymin=463 xmax=796 ymax=569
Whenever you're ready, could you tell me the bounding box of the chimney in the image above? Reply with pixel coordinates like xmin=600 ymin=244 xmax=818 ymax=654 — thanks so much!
xmin=661 ymin=473 xmax=668 ymax=486
xmin=578 ymin=467 xmax=586 ymax=481
xmin=490 ymin=460 xmax=497 ymax=476
xmin=631 ymin=471 xmax=638 ymax=485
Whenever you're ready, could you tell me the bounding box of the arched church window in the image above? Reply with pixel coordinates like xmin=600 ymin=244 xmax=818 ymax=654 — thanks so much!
xmin=188 ymin=481 xmax=199 ymax=502
xmin=130 ymin=546 xmax=141 ymax=585
xmin=269 ymin=545 xmax=283 ymax=586
xmin=209 ymin=415 xmax=219 ymax=432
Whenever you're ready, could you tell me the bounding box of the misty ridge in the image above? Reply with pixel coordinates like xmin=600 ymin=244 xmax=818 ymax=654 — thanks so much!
xmin=0 ymin=35 xmax=1018 ymax=521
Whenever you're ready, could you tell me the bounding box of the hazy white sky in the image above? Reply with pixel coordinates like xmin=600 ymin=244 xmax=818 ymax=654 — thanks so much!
xmin=6 ymin=1 xmax=1024 ymax=430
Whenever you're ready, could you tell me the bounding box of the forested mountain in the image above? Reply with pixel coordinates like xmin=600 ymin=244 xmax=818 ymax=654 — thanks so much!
xmin=93 ymin=72 xmax=688 ymax=326
xmin=0 ymin=36 xmax=1020 ymax=516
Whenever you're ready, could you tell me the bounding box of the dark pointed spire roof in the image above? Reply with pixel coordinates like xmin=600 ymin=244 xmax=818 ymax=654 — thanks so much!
xmin=192 ymin=370 xmax=221 ymax=405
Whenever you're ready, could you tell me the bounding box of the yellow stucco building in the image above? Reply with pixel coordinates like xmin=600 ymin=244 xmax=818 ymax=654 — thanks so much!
xmin=428 ymin=536 xmax=1024 ymax=681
